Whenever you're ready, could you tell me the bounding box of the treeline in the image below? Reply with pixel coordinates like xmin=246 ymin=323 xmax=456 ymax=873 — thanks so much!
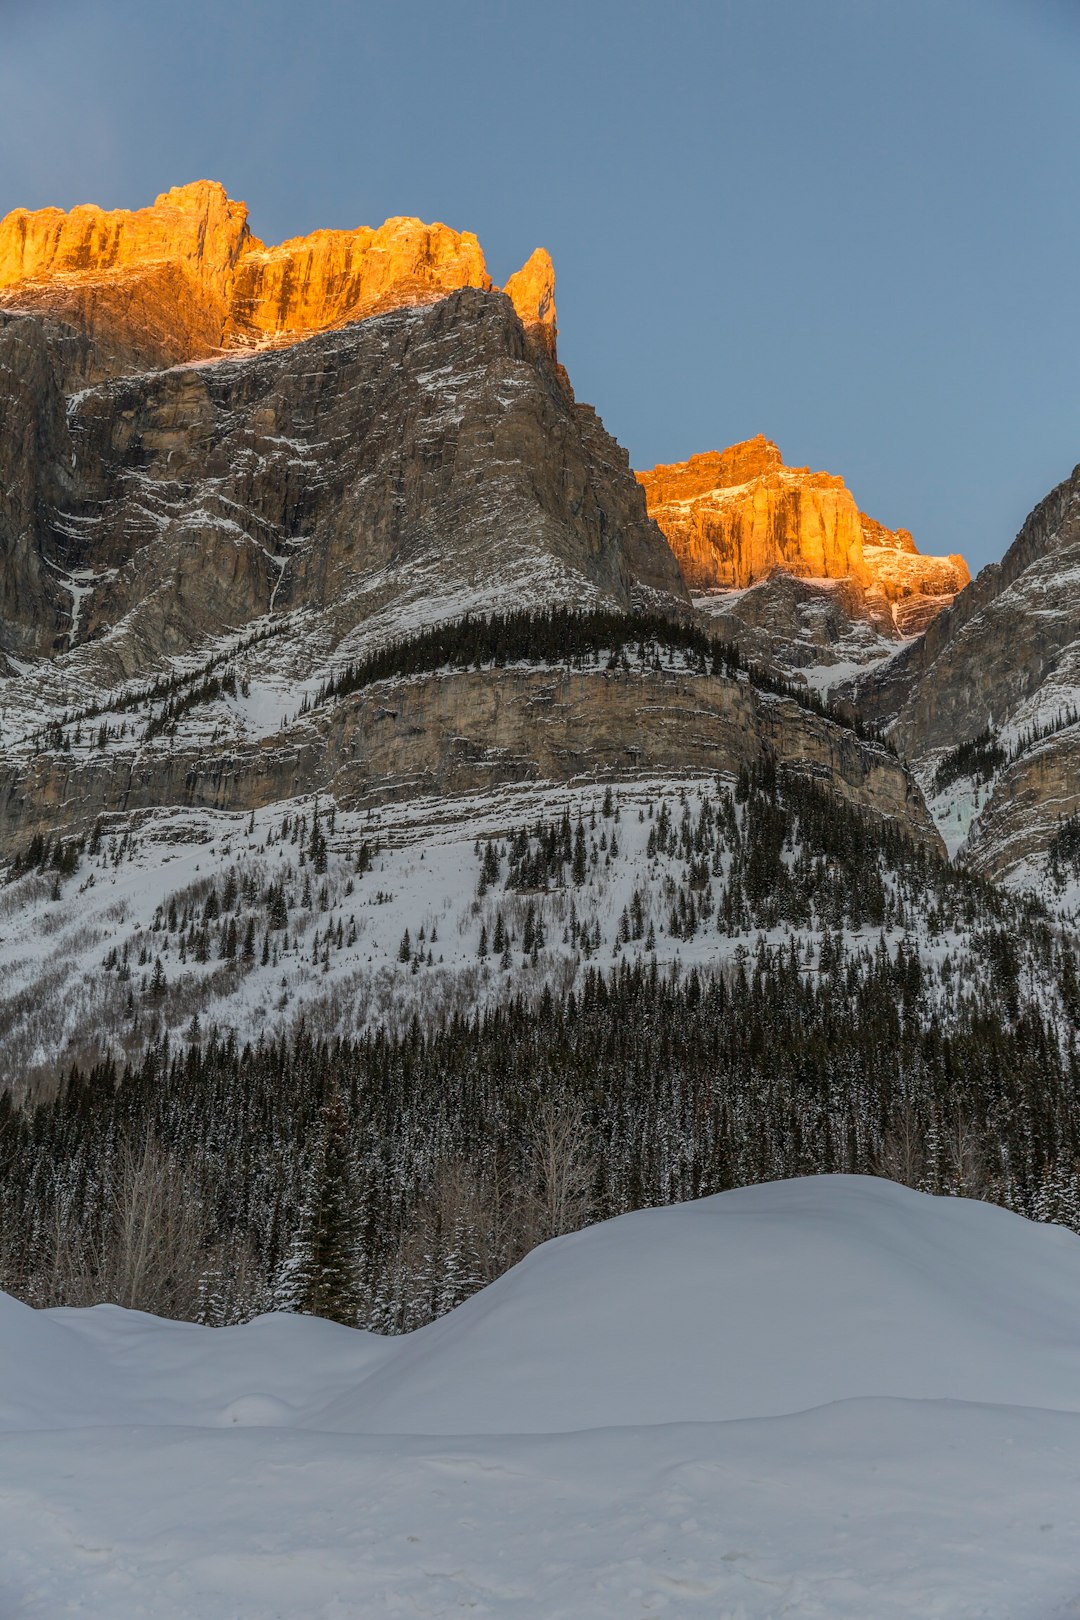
xmin=480 ymin=761 xmax=1038 ymax=948
xmin=144 ymin=669 xmax=237 ymax=741
xmin=314 ymin=608 xmax=892 ymax=747
xmin=934 ymin=728 xmax=1007 ymax=793
xmin=934 ymin=709 xmax=1080 ymax=796
xmin=2 ymin=934 xmax=1077 ymax=1333
xmin=6 ymin=830 xmax=83 ymax=884
xmin=2 ymin=762 xmax=1075 ymax=1334
xmin=27 ymin=620 xmax=285 ymax=754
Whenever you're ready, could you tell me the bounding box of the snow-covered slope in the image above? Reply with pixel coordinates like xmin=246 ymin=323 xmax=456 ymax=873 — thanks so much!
xmin=851 ymin=460 xmax=1080 ymax=895
xmin=4 ymin=1176 xmax=1080 ymax=1616
xmin=0 ymin=772 xmax=1058 ymax=1091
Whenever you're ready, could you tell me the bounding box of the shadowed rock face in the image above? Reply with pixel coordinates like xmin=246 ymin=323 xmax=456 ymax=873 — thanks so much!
xmin=637 ymin=436 xmax=970 ymax=629
xmin=0 ymin=663 xmax=940 ymax=861
xmin=856 ymin=468 xmax=1080 ymax=750
xmin=850 ymin=463 xmax=1080 ymax=879
xmin=694 ymin=572 xmax=900 ymax=684
xmin=0 ymin=182 xmax=667 ymax=675
xmin=0 ymin=181 xmax=556 ymax=379
xmin=0 ymin=287 xmax=687 ymax=671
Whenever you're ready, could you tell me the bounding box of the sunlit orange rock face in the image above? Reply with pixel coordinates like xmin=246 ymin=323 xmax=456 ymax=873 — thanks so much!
xmin=637 ymin=435 xmax=970 ymax=634
xmin=0 ymin=180 xmax=555 ymax=374
xmin=502 ymin=247 xmax=557 ymax=360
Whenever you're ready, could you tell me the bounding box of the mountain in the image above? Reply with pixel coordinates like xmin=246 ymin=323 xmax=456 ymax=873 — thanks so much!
xmin=0 ymin=183 xmax=686 ymax=676
xmin=637 ymin=435 xmax=969 ymax=622
xmin=637 ymin=437 xmax=970 ymax=680
xmin=850 ymin=462 xmax=1080 ymax=893
xmin=0 ymin=179 xmax=559 ymax=378
xmin=0 ymin=182 xmax=947 ymax=1089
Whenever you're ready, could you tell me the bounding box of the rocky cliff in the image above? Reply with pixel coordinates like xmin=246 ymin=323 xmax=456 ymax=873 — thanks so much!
xmin=637 ymin=436 xmax=970 ymax=634
xmin=0 ymin=181 xmax=556 ymax=380
xmin=694 ymin=571 xmax=900 ymax=688
xmin=0 ymin=178 xmax=1043 ymax=1087
xmin=0 ymin=661 xmax=939 ymax=861
xmin=850 ymin=463 xmax=1080 ymax=883
xmin=0 ymin=285 xmax=685 ymax=674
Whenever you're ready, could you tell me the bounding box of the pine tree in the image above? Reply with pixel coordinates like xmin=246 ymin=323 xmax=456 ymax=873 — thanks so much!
xmin=267 ymin=881 xmax=288 ymax=931
xmin=310 ymin=815 xmax=328 ymax=876
xmin=572 ymin=821 xmax=587 ymax=886
xmin=478 ymin=838 xmax=500 ymax=895
xmin=274 ymin=1088 xmax=362 ymax=1324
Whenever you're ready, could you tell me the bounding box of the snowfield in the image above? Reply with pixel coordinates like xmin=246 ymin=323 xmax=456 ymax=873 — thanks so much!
xmin=3 ymin=1175 xmax=1080 ymax=1617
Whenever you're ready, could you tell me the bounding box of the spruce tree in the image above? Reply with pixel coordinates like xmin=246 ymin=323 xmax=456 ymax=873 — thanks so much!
xmin=274 ymin=1088 xmax=362 ymax=1325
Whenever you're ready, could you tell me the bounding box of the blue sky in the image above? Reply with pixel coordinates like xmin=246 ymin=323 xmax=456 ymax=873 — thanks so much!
xmin=2 ymin=0 xmax=1077 ymax=572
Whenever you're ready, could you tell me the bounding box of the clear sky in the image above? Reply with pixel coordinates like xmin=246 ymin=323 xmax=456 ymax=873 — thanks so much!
xmin=2 ymin=0 xmax=1078 ymax=573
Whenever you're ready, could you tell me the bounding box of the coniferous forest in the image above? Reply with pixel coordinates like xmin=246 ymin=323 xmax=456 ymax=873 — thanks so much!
xmin=2 ymin=766 xmax=1077 ymax=1331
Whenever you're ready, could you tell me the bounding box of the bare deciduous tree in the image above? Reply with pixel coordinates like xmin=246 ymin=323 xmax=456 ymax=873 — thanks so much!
xmin=98 ymin=1134 xmax=208 ymax=1317
xmin=524 ymin=1098 xmax=592 ymax=1244
xmin=875 ymin=1102 xmax=925 ymax=1190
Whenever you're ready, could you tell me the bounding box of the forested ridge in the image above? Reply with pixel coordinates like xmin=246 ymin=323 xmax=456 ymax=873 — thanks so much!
xmin=314 ymin=607 xmax=892 ymax=745
xmin=2 ymin=766 xmax=1077 ymax=1332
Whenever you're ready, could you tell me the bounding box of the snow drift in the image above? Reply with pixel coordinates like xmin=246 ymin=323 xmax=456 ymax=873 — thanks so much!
xmin=3 ymin=1175 xmax=1080 ymax=1617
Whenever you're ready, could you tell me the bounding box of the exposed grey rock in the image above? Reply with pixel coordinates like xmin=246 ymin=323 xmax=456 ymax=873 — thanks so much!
xmin=0 ymin=289 xmax=687 ymax=679
xmin=849 ymin=464 xmax=1080 ymax=882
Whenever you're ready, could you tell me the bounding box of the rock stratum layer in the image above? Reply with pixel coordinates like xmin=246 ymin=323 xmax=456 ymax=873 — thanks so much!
xmin=638 ymin=436 xmax=970 ymax=636
xmin=0 ymin=180 xmax=557 ymax=379
xmin=0 ymin=664 xmax=939 ymax=862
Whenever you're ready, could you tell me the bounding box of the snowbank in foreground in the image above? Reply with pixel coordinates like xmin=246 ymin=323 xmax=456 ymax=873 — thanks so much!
xmin=3 ymin=1175 xmax=1080 ymax=1617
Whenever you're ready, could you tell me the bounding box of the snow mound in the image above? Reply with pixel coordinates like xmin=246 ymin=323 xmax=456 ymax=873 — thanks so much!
xmin=5 ymin=1175 xmax=1080 ymax=1618
xmin=327 ymin=1173 xmax=1080 ymax=1433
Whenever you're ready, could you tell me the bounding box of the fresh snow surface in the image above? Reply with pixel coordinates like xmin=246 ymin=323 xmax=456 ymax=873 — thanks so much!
xmin=4 ymin=1175 xmax=1080 ymax=1617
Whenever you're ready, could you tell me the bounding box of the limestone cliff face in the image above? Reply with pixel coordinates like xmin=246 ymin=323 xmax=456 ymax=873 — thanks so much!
xmin=502 ymin=248 xmax=557 ymax=360
xmin=0 ymin=181 xmax=554 ymax=378
xmin=856 ymin=467 xmax=1080 ymax=755
xmin=695 ymin=572 xmax=900 ymax=685
xmin=225 ymin=216 xmax=492 ymax=347
xmin=0 ymin=285 xmax=686 ymax=669
xmin=0 ymin=664 xmax=940 ymax=861
xmin=0 ymin=181 xmax=249 ymax=290
xmin=637 ymin=436 xmax=970 ymax=631
xmin=0 ymin=182 xmax=249 ymax=376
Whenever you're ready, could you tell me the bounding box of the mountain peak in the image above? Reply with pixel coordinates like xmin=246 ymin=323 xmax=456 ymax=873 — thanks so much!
xmin=637 ymin=439 xmax=970 ymax=632
xmin=0 ymin=182 xmax=555 ymax=374
xmin=640 ymin=437 xmax=785 ymax=504
xmin=503 ymin=247 xmax=557 ymax=359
